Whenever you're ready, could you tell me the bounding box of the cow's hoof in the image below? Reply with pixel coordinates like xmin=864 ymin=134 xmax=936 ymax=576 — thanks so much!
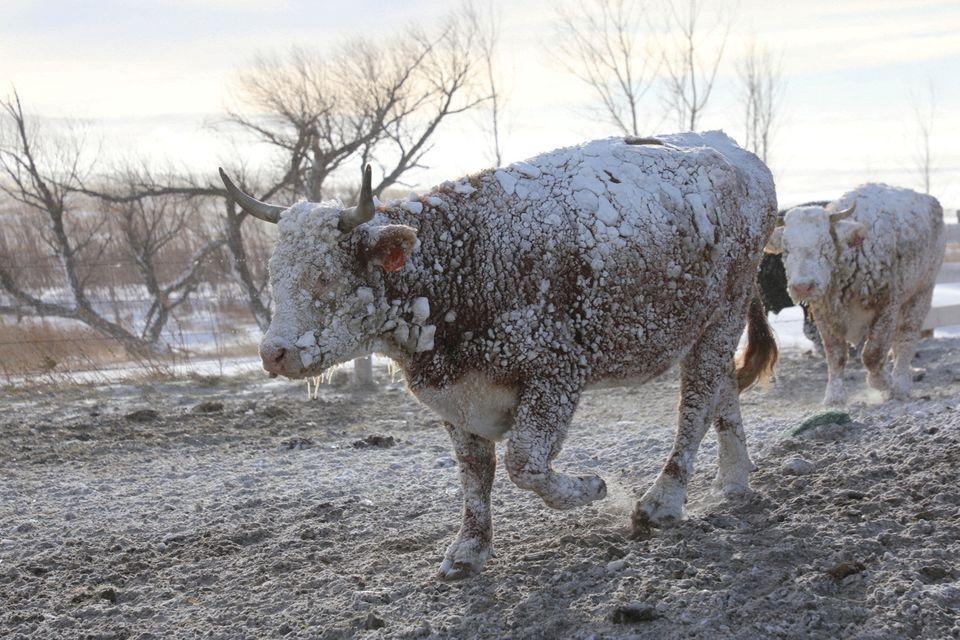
xmin=822 ymin=378 xmax=847 ymax=406
xmin=437 ymin=560 xmax=481 ymax=581
xmin=631 ymin=506 xmax=679 ymax=539
xmin=716 ymin=479 xmax=750 ymax=495
xmin=631 ymin=496 xmax=682 ymax=537
xmin=887 ymin=376 xmax=911 ymax=401
xmin=633 ymin=478 xmax=685 ymax=535
xmin=714 ymin=463 xmax=752 ymax=494
xmin=540 ymin=474 xmax=607 ymax=510
xmin=822 ymin=391 xmax=846 ymax=407
xmin=867 ymin=370 xmax=892 ymax=393
xmin=438 ymin=537 xmax=491 ymax=580
xmin=630 ymin=513 xmax=655 ymax=540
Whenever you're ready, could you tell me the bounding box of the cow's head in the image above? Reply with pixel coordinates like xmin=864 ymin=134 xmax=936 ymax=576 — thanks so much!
xmin=220 ymin=166 xmax=418 ymax=378
xmin=764 ymin=202 xmax=865 ymax=304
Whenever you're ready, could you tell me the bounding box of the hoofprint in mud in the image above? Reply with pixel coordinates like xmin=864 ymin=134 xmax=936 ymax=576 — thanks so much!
xmin=3 ymin=339 xmax=960 ymax=639
xmin=220 ymin=131 xmax=779 ymax=578
xmin=767 ymin=184 xmax=945 ymax=405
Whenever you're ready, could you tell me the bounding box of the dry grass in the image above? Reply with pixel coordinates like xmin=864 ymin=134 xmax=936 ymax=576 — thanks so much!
xmin=0 ymin=321 xmax=128 ymax=377
xmin=0 ymin=302 xmax=261 ymax=386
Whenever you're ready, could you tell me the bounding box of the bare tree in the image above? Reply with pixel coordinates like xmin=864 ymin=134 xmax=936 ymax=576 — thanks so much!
xmin=227 ymin=5 xmax=490 ymax=202
xmin=911 ymin=80 xmax=936 ymax=194
xmin=102 ymin=168 xmax=227 ymax=348
xmin=737 ymin=39 xmax=784 ymax=164
xmin=74 ymin=163 xmax=275 ymax=335
xmin=660 ymin=0 xmax=731 ymax=131
xmin=470 ymin=0 xmax=506 ymax=166
xmin=219 ymin=182 xmax=274 ymax=332
xmin=0 ymin=92 xmax=224 ymax=359
xmin=552 ymin=0 xmax=659 ymax=136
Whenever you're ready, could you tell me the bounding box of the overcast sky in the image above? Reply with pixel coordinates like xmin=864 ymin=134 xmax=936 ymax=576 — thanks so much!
xmin=2 ymin=0 xmax=959 ymax=209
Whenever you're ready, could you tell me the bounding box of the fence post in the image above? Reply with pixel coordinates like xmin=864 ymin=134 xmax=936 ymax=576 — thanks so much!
xmin=353 ymin=355 xmax=374 ymax=387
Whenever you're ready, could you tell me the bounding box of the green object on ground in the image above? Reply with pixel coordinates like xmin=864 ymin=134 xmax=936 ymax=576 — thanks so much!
xmin=784 ymin=410 xmax=851 ymax=437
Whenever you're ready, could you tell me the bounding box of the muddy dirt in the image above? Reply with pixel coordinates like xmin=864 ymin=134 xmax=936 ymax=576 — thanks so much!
xmin=3 ymin=339 xmax=960 ymax=639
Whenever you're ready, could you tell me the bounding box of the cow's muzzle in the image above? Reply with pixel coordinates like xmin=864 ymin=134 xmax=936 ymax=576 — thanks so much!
xmin=788 ymin=282 xmax=817 ymax=303
xmin=259 ymin=338 xmax=306 ymax=378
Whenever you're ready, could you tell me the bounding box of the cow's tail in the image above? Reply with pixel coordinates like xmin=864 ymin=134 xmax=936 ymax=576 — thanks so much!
xmin=736 ymin=290 xmax=778 ymax=392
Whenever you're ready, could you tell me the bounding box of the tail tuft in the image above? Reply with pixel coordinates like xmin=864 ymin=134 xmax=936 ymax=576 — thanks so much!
xmin=736 ymin=292 xmax=778 ymax=392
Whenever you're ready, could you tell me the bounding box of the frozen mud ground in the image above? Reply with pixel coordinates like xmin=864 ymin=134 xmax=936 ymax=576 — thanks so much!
xmin=2 ymin=339 xmax=960 ymax=639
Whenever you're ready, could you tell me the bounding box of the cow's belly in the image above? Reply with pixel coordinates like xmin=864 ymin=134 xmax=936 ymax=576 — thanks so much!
xmin=415 ymin=372 xmax=518 ymax=441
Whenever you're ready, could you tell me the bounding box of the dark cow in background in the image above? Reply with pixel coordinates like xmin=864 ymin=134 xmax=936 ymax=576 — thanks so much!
xmin=757 ymin=201 xmax=829 ymax=353
xmin=767 ymin=183 xmax=944 ymax=405
xmin=221 ymin=131 xmax=778 ymax=578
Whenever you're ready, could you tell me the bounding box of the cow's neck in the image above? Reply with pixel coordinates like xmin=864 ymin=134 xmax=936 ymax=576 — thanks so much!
xmin=370 ymin=206 xmax=447 ymax=371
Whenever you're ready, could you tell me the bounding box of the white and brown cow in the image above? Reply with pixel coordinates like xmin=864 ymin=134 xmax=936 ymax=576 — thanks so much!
xmin=766 ymin=183 xmax=945 ymax=405
xmin=220 ymin=131 xmax=779 ymax=578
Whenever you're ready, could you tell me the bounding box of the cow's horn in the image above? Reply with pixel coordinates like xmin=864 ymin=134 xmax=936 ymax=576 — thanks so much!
xmin=829 ymin=202 xmax=856 ymax=225
xmin=219 ymin=168 xmax=285 ymax=224
xmin=338 ymin=164 xmax=375 ymax=233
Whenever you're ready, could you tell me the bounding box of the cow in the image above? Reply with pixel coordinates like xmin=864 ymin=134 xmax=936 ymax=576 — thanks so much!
xmin=757 ymin=201 xmax=830 ymax=354
xmin=759 ymin=253 xmax=822 ymax=351
xmin=219 ymin=131 xmax=779 ymax=578
xmin=766 ymin=183 xmax=945 ymax=405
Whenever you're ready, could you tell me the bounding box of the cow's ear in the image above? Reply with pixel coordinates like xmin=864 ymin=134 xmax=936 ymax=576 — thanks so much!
xmin=836 ymin=220 xmax=867 ymax=249
xmin=764 ymin=227 xmax=784 ymax=254
xmin=362 ymin=224 xmax=419 ymax=272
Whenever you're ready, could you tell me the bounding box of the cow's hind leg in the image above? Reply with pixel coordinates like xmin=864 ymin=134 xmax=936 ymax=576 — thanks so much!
xmin=890 ymin=286 xmax=934 ymax=399
xmin=861 ymin=307 xmax=897 ymax=398
xmin=504 ymin=379 xmax=607 ymax=510
xmin=713 ymin=370 xmax=754 ymax=494
xmin=439 ymin=424 xmax=496 ymax=580
xmin=632 ymin=322 xmax=740 ymax=533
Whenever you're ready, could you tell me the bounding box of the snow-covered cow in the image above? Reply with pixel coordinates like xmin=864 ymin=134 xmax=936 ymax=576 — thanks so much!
xmin=220 ymin=131 xmax=779 ymax=578
xmin=766 ymin=183 xmax=945 ymax=405
xmin=757 ymin=201 xmax=831 ymax=353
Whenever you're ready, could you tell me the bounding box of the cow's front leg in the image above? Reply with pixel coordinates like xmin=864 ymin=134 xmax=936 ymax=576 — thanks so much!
xmin=504 ymin=381 xmax=606 ymax=510
xmin=439 ymin=423 xmax=496 ymax=580
xmin=889 ymin=288 xmax=932 ymax=399
xmin=819 ymin=320 xmax=850 ymax=405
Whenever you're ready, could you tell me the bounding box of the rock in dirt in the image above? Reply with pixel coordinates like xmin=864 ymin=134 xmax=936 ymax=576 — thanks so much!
xmin=826 ymin=561 xmax=866 ymax=579
xmin=192 ymin=401 xmax=224 ymax=413
xmin=124 ymin=409 xmax=160 ymax=422
xmin=352 ymin=434 xmax=396 ymax=449
xmin=782 ymin=456 xmax=816 ymax=476
xmin=611 ymin=603 xmax=661 ymax=624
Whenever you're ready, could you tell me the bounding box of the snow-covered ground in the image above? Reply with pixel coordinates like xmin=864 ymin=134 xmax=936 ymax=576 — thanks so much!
xmin=4 ymin=267 xmax=960 ymax=640
xmin=3 ymin=329 xmax=960 ymax=639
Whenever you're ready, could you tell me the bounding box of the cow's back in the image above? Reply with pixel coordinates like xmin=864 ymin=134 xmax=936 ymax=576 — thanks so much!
xmin=404 ymin=133 xmax=776 ymax=384
xmin=832 ymin=183 xmax=944 ymax=300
